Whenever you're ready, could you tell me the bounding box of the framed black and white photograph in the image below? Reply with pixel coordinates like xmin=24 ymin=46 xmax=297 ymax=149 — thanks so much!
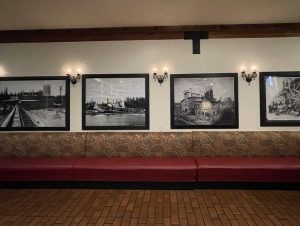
xmin=82 ymin=74 xmax=149 ymax=130
xmin=260 ymin=71 xmax=300 ymax=126
xmin=0 ymin=76 xmax=70 ymax=131
xmin=171 ymin=73 xmax=239 ymax=129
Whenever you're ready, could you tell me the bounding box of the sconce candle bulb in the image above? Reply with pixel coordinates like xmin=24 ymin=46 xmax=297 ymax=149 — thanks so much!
xmin=153 ymin=67 xmax=168 ymax=86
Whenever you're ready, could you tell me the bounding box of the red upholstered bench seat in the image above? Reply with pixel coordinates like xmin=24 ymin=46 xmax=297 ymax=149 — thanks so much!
xmin=73 ymin=157 xmax=197 ymax=182
xmin=195 ymin=157 xmax=300 ymax=182
xmin=0 ymin=157 xmax=80 ymax=181
xmin=0 ymin=157 xmax=299 ymax=183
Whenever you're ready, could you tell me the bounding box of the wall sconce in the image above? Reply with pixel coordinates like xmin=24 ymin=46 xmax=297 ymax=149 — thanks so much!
xmin=153 ymin=68 xmax=168 ymax=85
xmin=241 ymin=66 xmax=257 ymax=85
xmin=66 ymin=69 xmax=81 ymax=86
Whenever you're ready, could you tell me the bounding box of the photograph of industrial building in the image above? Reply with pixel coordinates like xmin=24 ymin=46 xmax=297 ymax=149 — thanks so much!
xmin=83 ymin=74 xmax=149 ymax=130
xmin=171 ymin=74 xmax=238 ymax=129
xmin=0 ymin=77 xmax=69 ymax=130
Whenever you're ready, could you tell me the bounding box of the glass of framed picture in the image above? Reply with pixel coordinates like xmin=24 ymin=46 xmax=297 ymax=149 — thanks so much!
xmin=0 ymin=76 xmax=70 ymax=131
xmin=82 ymin=74 xmax=149 ymax=130
xmin=260 ymin=71 xmax=300 ymax=126
xmin=170 ymin=73 xmax=239 ymax=129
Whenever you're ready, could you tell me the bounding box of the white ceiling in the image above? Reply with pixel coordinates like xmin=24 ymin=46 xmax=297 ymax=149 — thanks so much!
xmin=0 ymin=0 xmax=300 ymax=30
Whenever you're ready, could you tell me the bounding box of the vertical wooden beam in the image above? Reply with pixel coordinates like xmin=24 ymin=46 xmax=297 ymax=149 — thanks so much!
xmin=192 ymin=39 xmax=200 ymax=54
xmin=184 ymin=31 xmax=209 ymax=54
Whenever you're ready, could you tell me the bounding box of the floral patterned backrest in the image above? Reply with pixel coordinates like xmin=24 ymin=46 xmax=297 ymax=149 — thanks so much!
xmin=192 ymin=131 xmax=300 ymax=156
xmin=85 ymin=132 xmax=194 ymax=157
xmin=0 ymin=133 xmax=86 ymax=157
xmin=0 ymin=131 xmax=298 ymax=157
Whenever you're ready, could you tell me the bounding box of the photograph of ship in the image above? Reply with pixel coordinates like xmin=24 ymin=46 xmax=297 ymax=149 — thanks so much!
xmin=171 ymin=74 xmax=239 ymax=129
xmin=0 ymin=77 xmax=69 ymax=130
xmin=260 ymin=72 xmax=300 ymax=126
xmin=83 ymin=74 xmax=149 ymax=130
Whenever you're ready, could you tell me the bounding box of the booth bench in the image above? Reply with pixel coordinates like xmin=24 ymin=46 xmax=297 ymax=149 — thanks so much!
xmin=0 ymin=132 xmax=299 ymax=183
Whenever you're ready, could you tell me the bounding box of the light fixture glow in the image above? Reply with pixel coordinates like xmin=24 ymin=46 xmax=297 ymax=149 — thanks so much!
xmin=0 ymin=66 xmax=7 ymax=76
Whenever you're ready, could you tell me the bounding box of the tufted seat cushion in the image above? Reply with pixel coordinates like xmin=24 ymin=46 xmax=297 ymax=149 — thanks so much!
xmin=195 ymin=157 xmax=300 ymax=182
xmin=73 ymin=157 xmax=197 ymax=182
xmin=0 ymin=157 xmax=80 ymax=181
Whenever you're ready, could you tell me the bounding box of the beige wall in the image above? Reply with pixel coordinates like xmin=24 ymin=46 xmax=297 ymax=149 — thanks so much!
xmin=0 ymin=38 xmax=300 ymax=132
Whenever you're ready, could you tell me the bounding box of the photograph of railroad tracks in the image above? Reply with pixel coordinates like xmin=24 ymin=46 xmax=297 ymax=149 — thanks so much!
xmin=0 ymin=76 xmax=70 ymax=131
xmin=260 ymin=71 xmax=300 ymax=127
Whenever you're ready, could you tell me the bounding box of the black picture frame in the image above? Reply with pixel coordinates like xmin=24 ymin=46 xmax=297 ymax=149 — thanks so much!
xmin=0 ymin=76 xmax=70 ymax=131
xmin=82 ymin=74 xmax=149 ymax=130
xmin=260 ymin=71 xmax=300 ymax=127
xmin=170 ymin=73 xmax=239 ymax=129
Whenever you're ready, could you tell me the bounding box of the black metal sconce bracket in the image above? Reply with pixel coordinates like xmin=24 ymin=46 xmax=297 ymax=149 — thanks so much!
xmin=184 ymin=31 xmax=209 ymax=54
xmin=66 ymin=73 xmax=81 ymax=86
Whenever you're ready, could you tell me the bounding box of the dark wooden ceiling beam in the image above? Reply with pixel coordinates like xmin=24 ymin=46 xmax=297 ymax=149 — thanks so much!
xmin=0 ymin=23 xmax=300 ymax=43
